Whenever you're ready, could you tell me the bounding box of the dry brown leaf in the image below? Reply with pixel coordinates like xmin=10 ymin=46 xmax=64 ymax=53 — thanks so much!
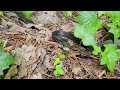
xmin=29 ymin=72 xmax=42 ymax=79
xmin=4 ymin=46 xmax=14 ymax=51
xmin=0 ymin=18 xmax=8 ymax=31
xmin=11 ymin=45 xmax=37 ymax=78
xmin=43 ymin=55 xmax=54 ymax=70
xmin=60 ymin=23 xmax=73 ymax=32
xmin=31 ymin=11 xmax=62 ymax=24
xmin=11 ymin=44 xmax=48 ymax=78
xmin=72 ymin=66 xmax=82 ymax=75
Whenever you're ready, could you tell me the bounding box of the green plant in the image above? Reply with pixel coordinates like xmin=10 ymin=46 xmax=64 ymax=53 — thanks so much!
xmin=0 ymin=47 xmax=16 ymax=75
xmin=0 ymin=38 xmax=3 ymax=44
xmin=58 ymin=54 xmax=66 ymax=59
xmin=62 ymin=11 xmax=72 ymax=17
xmin=0 ymin=11 xmax=3 ymax=17
xmin=73 ymin=11 xmax=120 ymax=73
xmin=53 ymin=54 xmax=65 ymax=77
xmin=100 ymin=44 xmax=120 ymax=72
xmin=19 ymin=11 xmax=33 ymax=19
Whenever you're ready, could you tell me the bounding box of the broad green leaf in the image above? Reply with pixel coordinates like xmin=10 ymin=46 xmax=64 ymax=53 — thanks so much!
xmin=59 ymin=54 xmax=65 ymax=60
xmin=53 ymin=70 xmax=58 ymax=77
xmin=75 ymin=15 xmax=81 ymax=22
xmin=100 ymin=44 xmax=120 ymax=72
xmin=21 ymin=11 xmax=33 ymax=19
xmin=74 ymin=11 xmax=102 ymax=47
xmin=100 ymin=52 xmax=108 ymax=65
xmin=0 ymin=47 xmax=4 ymax=55
xmin=104 ymin=44 xmax=117 ymax=53
xmin=58 ymin=69 xmax=65 ymax=75
xmin=97 ymin=11 xmax=106 ymax=16
xmin=0 ymin=71 xmax=3 ymax=76
xmin=105 ymin=11 xmax=120 ymax=26
xmin=92 ymin=45 xmax=101 ymax=55
xmin=77 ymin=11 xmax=102 ymax=32
xmin=54 ymin=58 xmax=61 ymax=66
xmin=107 ymin=60 xmax=116 ymax=73
xmin=0 ymin=47 xmax=16 ymax=75
xmin=108 ymin=51 xmax=119 ymax=62
xmin=0 ymin=38 xmax=3 ymax=43
xmin=53 ymin=69 xmax=65 ymax=77
xmin=74 ymin=24 xmax=85 ymax=39
xmin=55 ymin=65 xmax=62 ymax=69
xmin=0 ymin=11 xmax=3 ymax=17
xmin=116 ymin=49 xmax=120 ymax=57
xmin=54 ymin=65 xmax=65 ymax=76
xmin=107 ymin=23 xmax=120 ymax=42
xmin=63 ymin=11 xmax=72 ymax=17
xmin=82 ymin=34 xmax=96 ymax=46
xmin=74 ymin=24 xmax=96 ymax=46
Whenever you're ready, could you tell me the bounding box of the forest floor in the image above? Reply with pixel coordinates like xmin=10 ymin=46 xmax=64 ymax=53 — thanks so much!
xmin=1 ymin=11 xmax=120 ymax=79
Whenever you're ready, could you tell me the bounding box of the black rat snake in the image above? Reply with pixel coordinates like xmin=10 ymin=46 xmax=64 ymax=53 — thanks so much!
xmin=52 ymin=30 xmax=120 ymax=51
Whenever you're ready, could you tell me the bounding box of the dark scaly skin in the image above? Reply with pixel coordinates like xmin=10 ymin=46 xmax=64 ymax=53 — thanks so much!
xmin=52 ymin=30 xmax=120 ymax=50
xmin=15 ymin=11 xmax=34 ymax=24
xmin=52 ymin=30 xmax=80 ymax=50
xmin=97 ymin=40 xmax=120 ymax=48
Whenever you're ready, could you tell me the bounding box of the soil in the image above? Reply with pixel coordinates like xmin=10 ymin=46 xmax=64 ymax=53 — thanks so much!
xmin=0 ymin=11 xmax=120 ymax=79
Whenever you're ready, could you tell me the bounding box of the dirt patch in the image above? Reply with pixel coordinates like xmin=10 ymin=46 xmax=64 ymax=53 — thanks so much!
xmin=31 ymin=11 xmax=62 ymax=24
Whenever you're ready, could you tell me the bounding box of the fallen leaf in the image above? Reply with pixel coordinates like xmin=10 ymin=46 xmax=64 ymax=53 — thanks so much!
xmin=72 ymin=66 xmax=82 ymax=75
xmin=29 ymin=72 xmax=42 ymax=79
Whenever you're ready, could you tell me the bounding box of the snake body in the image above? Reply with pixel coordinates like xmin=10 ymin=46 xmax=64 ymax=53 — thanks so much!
xmin=52 ymin=30 xmax=120 ymax=50
xmin=52 ymin=30 xmax=80 ymax=50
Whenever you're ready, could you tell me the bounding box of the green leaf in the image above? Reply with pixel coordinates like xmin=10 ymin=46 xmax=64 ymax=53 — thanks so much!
xmin=92 ymin=45 xmax=101 ymax=55
xmin=0 ymin=38 xmax=3 ymax=43
xmin=21 ymin=11 xmax=33 ymax=19
xmin=116 ymin=49 xmax=120 ymax=57
xmin=76 ymin=11 xmax=102 ymax=32
xmin=107 ymin=60 xmax=116 ymax=73
xmin=107 ymin=51 xmax=119 ymax=62
xmin=74 ymin=24 xmax=96 ymax=46
xmin=53 ymin=70 xmax=58 ymax=77
xmin=55 ymin=65 xmax=62 ymax=69
xmin=59 ymin=54 xmax=65 ymax=60
xmin=104 ymin=44 xmax=117 ymax=53
xmin=0 ymin=47 xmax=4 ymax=55
xmin=54 ymin=58 xmax=61 ymax=66
xmin=105 ymin=11 xmax=120 ymax=26
xmin=82 ymin=34 xmax=96 ymax=46
xmin=0 ymin=71 xmax=3 ymax=76
xmin=57 ymin=69 xmax=65 ymax=75
xmin=63 ymin=11 xmax=72 ymax=17
xmin=0 ymin=47 xmax=16 ymax=75
xmin=100 ymin=44 xmax=120 ymax=72
xmin=74 ymin=11 xmax=102 ymax=47
xmin=0 ymin=11 xmax=3 ymax=17
xmin=100 ymin=52 xmax=108 ymax=65
xmin=97 ymin=11 xmax=106 ymax=16
xmin=107 ymin=23 xmax=120 ymax=42
xmin=74 ymin=24 xmax=85 ymax=39
xmin=53 ymin=65 xmax=65 ymax=77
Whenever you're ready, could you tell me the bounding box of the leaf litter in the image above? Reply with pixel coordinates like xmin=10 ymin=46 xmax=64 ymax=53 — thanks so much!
xmin=0 ymin=11 xmax=120 ymax=79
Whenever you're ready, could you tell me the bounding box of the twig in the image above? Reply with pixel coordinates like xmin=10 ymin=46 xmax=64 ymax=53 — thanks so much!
xmin=42 ymin=72 xmax=54 ymax=78
xmin=27 ymin=61 xmax=40 ymax=79
xmin=68 ymin=50 xmax=96 ymax=79
xmin=78 ymin=59 xmax=96 ymax=79
xmin=97 ymin=70 xmax=106 ymax=79
xmin=3 ymin=39 xmax=8 ymax=48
